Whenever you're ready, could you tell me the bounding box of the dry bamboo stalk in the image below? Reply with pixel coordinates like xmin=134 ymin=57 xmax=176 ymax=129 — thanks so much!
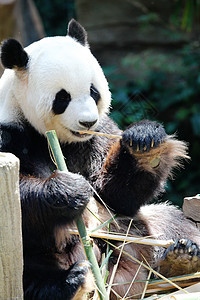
xmin=105 ymin=239 xmax=187 ymax=293
xmin=78 ymin=130 xmax=122 ymax=139
xmin=107 ymin=219 xmax=133 ymax=298
xmin=67 ymin=228 xmax=174 ymax=248
xmin=146 ymin=281 xmax=200 ymax=294
xmin=141 ymin=270 xmax=152 ymax=299
xmin=169 ymin=293 xmax=200 ymax=300
xmin=158 ymin=282 xmax=200 ymax=300
xmin=146 ymin=282 xmax=200 ymax=296
xmin=148 ymin=272 xmax=200 ymax=287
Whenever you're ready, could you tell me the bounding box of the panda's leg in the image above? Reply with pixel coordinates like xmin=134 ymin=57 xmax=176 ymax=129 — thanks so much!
xmin=159 ymin=239 xmax=200 ymax=277
xmin=109 ymin=260 xmax=148 ymax=300
xmin=106 ymin=241 xmax=153 ymax=299
xmin=24 ymin=260 xmax=94 ymax=300
xmin=137 ymin=203 xmax=200 ymax=278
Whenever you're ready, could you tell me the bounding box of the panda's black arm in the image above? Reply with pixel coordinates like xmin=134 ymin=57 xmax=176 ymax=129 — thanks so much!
xmin=96 ymin=120 xmax=188 ymax=217
xmin=0 ymin=123 xmax=92 ymax=230
xmin=96 ymin=142 xmax=160 ymax=216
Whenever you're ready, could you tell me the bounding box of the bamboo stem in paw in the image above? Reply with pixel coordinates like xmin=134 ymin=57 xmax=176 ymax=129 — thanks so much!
xmin=46 ymin=130 xmax=108 ymax=300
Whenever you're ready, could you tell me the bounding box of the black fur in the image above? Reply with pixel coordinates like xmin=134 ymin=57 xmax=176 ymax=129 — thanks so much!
xmin=98 ymin=147 xmax=160 ymax=216
xmin=0 ymin=118 xmax=168 ymax=237
xmin=122 ymin=120 xmax=166 ymax=152
xmin=24 ymin=259 xmax=91 ymax=300
xmin=1 ymin=39 xmax=29 ymax=69
xmin=67 ymin=19 xmax=87 ymax=46
xmin=52 ymin=89 xmax=71 ymax=115
xmin=0 ymin=118 xmax=172 ymax=249
xmin=90 ymin=84 xmax=100 ymax=104
xmin=1 ymin=113 xmax=200 ymax=298
xmin=20 ymin=170 xmax=91 ymax=229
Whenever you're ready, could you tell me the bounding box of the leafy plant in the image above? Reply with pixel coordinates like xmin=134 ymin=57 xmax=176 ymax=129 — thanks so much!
xmin=171 ymin=0 xmax=200 ymax=32
xmin=108 ymin=43 xmax=200 ymax=206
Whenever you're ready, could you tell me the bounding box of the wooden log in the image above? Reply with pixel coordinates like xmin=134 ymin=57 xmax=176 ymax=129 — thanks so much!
xmin=0 ymin=153 xmax=23 ymax=299
xmin=183 ymin=194 xmax=200 ymax=223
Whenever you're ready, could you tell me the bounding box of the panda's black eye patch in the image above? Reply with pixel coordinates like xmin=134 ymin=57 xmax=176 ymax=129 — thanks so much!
xmin=90 ymin=84 xmax=100 ymax=103
xmin=52 ymin=89 xmax=71 ymax=115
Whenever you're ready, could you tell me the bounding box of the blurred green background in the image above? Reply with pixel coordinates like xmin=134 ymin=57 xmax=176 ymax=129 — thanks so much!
xmin=8 ymin=0 xmax=200 ymax=206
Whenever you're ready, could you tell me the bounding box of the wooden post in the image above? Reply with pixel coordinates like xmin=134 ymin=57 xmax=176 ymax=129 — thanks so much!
xmin=183 ymin=194 xmax=200 ymax=229
xmin=0 ymin=153 xmax=23 ymax=299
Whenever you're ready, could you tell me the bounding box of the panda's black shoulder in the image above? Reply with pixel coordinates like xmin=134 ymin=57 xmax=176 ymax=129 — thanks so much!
xmin=0 ymin=122 xmax=25 ymax=151
xmin=0 ymin=122 xmax=48 ymax=173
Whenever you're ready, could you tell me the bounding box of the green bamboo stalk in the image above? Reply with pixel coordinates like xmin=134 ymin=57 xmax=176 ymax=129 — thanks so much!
xmin=46 ymin=130 xmax=108 ymax=300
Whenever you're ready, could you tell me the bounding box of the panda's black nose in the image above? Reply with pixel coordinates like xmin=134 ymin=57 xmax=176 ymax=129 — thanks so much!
xmin=79 ymin=120 xmax=97 ymax=129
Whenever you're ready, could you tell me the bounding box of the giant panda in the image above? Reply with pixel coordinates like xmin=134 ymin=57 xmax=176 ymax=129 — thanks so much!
xmin=0 ymin=19 xmax=200 ymax=300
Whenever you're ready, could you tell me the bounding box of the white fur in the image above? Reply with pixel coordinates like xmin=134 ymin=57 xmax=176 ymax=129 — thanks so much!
xmin=0 ymin=35 xmax=111 ymax=143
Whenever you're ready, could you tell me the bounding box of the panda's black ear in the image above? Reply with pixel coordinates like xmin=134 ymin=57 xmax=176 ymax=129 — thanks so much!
xmin=67 ymin=19 xmax=88 ymax=46
xmin=1 ymin=39 xmax=29 ymax=70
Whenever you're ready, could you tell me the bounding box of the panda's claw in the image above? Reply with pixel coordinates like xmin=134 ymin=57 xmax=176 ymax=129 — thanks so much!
xmin=179 ymin=238 xmax=187 ymax=246
xmin=122 ymin=120 xmax=167 ymax=154
xmin=160 ymin=238 xmax=200 ymax=276
xmin=163 ymin=238 xmax=200 ymax=260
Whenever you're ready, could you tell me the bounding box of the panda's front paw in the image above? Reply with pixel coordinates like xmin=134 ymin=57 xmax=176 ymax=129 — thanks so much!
xmin=46 ymin=170 xmax=92 ymax=219
xmin=122 ymin=120 xmax=166 ymax=153
xmin=66 ymin=261 xmax=95 ymax=297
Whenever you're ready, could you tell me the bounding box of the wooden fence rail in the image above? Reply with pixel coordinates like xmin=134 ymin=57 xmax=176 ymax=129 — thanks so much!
xmin=0 ymin=153 xmax=23 ymax=299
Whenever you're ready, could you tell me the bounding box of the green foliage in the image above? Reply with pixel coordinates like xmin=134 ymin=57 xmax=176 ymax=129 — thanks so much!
xmin=171 ymin=0 xmax=200 ymax=32
xmin=108 ymin=44 xmax=200 ymax=206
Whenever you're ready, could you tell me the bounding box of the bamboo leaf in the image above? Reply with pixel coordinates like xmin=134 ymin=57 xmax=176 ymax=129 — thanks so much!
xmin=100 ymin=250 xmax=113 ymax=271
xmin=90 ymin=215 xmax=117 ymax=233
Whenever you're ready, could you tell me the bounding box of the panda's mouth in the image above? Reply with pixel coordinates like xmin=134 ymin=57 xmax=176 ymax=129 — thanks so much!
xmin=70 ymin=130 xmax=90 ymax=138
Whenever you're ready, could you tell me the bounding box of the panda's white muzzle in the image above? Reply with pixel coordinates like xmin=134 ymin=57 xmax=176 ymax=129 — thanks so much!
xmin=60 ymin=96 xmax=99 ymax=133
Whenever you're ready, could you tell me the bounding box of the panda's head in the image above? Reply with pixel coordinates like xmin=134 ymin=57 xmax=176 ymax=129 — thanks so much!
xmin=0 ymin=19 xmax=111 ymax=143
